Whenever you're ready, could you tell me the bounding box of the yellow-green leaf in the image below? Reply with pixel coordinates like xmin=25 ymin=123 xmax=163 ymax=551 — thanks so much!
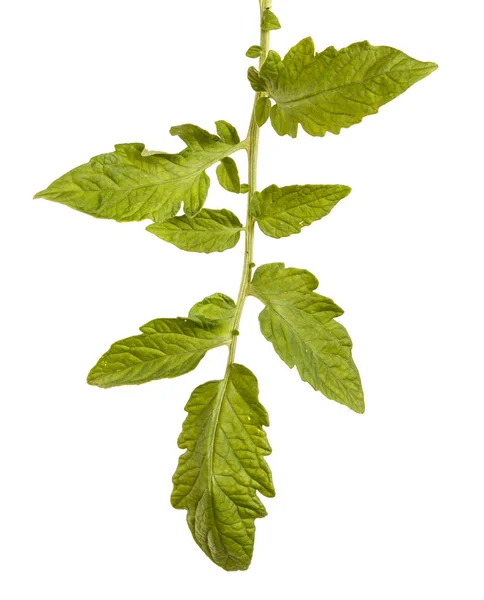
xmin=246 ymin=45 xmax=262 ymax=59
xmin=250 ymin=263 xmax=364 ymax=413
xmin=216 ymin=157 xmax=241 ymax=193
xmin=146 ymin=209 xmax=243 ymax=253
xmin=261 ymin=8 xmax=281 ymax=32
xmin=255 ymin=97 xmax=272 ymax=127
xmin=87 ymin=318 xmax=229 ymax=388
xmin=251 ymin=184 xmax=351 ymax=238
xmin=256 ymin=39 xmax=437 ymax=137
xmin=35 ymin=124 xmax=242 ymax=221
xmin=172 ymin=364 xmax=274 ymax=571
xmin=189 ymin=293 xmax=236 ymax=336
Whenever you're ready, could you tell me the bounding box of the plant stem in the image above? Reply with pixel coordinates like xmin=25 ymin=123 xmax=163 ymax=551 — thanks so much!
xmin=205 ymin=0 xmax=272 ymax=514
xmin=226 ymin=0 xmax=272 ymax=367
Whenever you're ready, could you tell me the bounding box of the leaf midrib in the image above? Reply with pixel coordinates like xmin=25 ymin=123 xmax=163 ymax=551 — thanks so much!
xmin=94 ymin=335 xmax=228 ymax=377
xmin=162 ymin=226 xmax=243 ymax=235
xmin=264 ymin=302 xmax=360 ymax=400
xmin=58 ymin=145 xmax=242 ymax=196
xmin=275 ymin=65 xmax=428 ymax=108
xmin=205 ymin=372 xmax=231 ymax=501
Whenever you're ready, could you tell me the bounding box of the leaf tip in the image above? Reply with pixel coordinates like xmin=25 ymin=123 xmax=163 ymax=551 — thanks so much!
xmin=86 ymin=362 xmax=105 ymax=388
xmin=86 ymin=370 xmax=98 ymax=387
xmin=145 ymin=223 xmax=159 ymax=239
xmin=352 ymin=395 xmax=365 ymax=414
xmin=33 ymin=190 xmax=46 ymax=200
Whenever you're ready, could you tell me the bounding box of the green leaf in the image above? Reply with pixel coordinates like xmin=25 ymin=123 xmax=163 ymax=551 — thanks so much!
xmin=255 ymin=97 xmax=271 ymax=127
xmin=247 ymin=67 xmax=267 ymax=92
xmin=256 ymin=38 xmax=437 ymax=137
xmin=246 ymin=45 xmax=262 ymax=59
xmin=215 ymin=120 xmax=241 ymax=146
xmin=146 ymin=209 xmax=243 ymax=254
xmin=250 ymin=261 xmax=328 ymax=298
xmin=240 ymin=184 xmax=249 ymax=194
xmin=250 ymin=263 xmax=364 ymax=413
xmin=172 ymin=363 xmax=274 ymax=571
xmin=188 ymin=293 xmax=236 ymax=336
xmin=34 ymin=124 xmax=242 ymax=221
xmin=261 ymin=8 xmax=281 ymax=32
xmin=251 ymin=184 xmax=351 ymax=238
xmin=216 ymin=157 xmax=241 ymax=193
xmin=87 ymin=318 xmax=229 ymax=388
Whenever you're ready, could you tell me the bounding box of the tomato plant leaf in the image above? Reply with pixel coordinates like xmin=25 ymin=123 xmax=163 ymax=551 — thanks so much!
xmin=250 ymin=263 xmax=364 ymax=413
xmin=251 ymin=184 xmax=351 ymax=238
xmin=87 ymin=318 xmax=229 ymax=388
xmin=146 ymin=209 xmax=243 ymax=253
xmin=256 ymin=38 xmax=437 ymax=137
xmin=172 ymin=363 xmax=274 ymax=571
xmin=261 ymin=8 xmax=281 ymax=32
xmin=216 ymin=157 xmax=241 ymax=193
xmin=35 ymin=124 xmax=243 ymax=221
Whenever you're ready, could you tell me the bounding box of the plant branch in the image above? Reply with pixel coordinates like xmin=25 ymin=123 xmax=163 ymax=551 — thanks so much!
xmin=205 ymin=0 xmax=273 ymax=511
xmin=225 ymin=0 xmax=272 ymax=367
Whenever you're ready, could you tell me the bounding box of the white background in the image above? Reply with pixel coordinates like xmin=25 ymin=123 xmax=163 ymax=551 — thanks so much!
xmin=1 ymin=0 xmax=483 ymax=598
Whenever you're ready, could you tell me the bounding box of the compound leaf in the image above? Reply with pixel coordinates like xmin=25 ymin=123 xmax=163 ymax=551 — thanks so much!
xmin=256 ymin=38 xmax=437 ymax=137
xmin=34 ymin=124 xmax=241 ymax=221
xmin=146 ymin=209 xmax=243 ymax=254
xmin=87 ymin=318 xmax=229 ymax=388
xmin=172 ymin=363 xmax=274 ymax=571
xmin=250 ymin=263 xmax=364 ymax=413
xmin=216 ymin=157 xmax=241 ymax=193
xmin=251 ymin=184 xmax=351 ymax=238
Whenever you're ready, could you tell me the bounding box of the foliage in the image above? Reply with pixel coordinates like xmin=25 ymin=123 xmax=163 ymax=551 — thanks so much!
xmin=35 ymin=0 xmax=437 ymax=571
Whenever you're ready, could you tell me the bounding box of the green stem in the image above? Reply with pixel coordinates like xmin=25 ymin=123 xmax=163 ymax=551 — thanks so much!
xmin=225 ymin=0 xmax=272 ymax=367
xmin=205 ymin=0 xmax=272 ymax=512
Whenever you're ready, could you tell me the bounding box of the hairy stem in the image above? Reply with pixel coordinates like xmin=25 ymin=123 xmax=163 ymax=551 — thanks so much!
xmin=226 ymin=0 xmax=272 ymax=366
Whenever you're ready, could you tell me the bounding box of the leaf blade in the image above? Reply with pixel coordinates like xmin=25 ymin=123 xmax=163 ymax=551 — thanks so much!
xmin=250 ymin=263 xmax=364 ymax=413
xmin=259 ymin=39 xmax=437 ymax=137
xmin=255 ymin=97 xmax=272 ymax=127
xmin=188 ymin=293 xmax=236 ymax=336
xmin=35 ymin=124 xmax=242 ymax=221
xmin=261 ymin=8 xmax=281 ymax=32
xmin=246 ymin=45 xmax=262 ymax=59
xmin=251 ymin=184 xmax=352 ymax=238
xmin=172 ymin=364 xmax=274 ymax=571
xmin=247 ymin=67 xmax=267 ymax=92
xmin=215 ymin=120 xmax=241 ymax=146
xmin=146 ymin=208 xmax=243 ymax=253
xmin=87 ymin=318 xmax=229 ymax=388
xmin=216 ymin=157 xmax=241 ymax=193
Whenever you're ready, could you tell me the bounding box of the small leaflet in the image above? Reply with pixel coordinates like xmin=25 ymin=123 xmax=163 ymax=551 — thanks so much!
xmin=255 ymin=97 xmax=272 ymax=127
xmin=261 ymin=8 xmax=281 ymax=32
xmin=246 ymin=45 xmax=262 ymax=58
xmin=216 ymin=157 xmax=241 ymax=193
xmin=146 ymin=209 xmax=243 ymax=254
